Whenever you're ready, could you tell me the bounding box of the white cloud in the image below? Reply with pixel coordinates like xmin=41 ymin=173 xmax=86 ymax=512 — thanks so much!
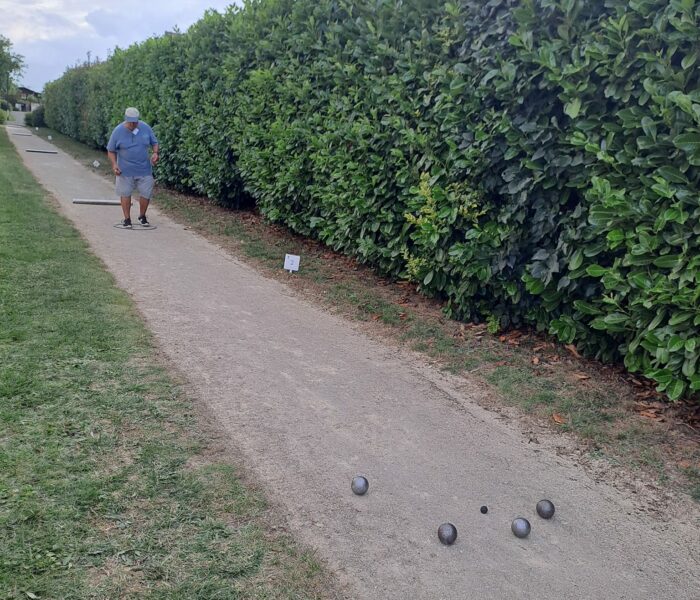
xmin=0 ymin=0 xmax=237 ymax=91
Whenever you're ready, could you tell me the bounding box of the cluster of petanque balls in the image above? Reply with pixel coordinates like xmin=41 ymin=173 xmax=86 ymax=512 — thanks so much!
xmin=351 ymin=475 xmax=555 ymax=545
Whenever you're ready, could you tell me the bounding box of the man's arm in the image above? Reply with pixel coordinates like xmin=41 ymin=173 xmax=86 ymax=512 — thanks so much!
xmin=107 ymin=150 xmax=121 ymax=175
xmin=150 ymin=143 xmax=159 ymax=166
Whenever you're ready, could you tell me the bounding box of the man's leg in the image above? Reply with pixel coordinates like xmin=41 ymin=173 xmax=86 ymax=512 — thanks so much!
xmin=120 ymin=196 xmax=132 ymax=220
xmin=136 ymin=176 xmax=154 ymax=225
xmin=137 ymin=196 xmax=150 ymax=219
xmin=116 ymin=175 xmax=134 ymax=225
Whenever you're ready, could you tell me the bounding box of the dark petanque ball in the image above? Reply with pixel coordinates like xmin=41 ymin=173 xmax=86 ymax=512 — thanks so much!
xmin=536 ymin=499 xmax=555 ymax=519
xmin=511 ymin=518 xmax=531 ymax=538
xmin=480 ymin=505 xmax=488 ymax=514
xmin=351 ymin=475 xmax=369 ymax=496
xmin=438 ymin=522 xmax=458 ymax=545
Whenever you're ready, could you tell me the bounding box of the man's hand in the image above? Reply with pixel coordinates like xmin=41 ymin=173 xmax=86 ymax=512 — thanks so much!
xmin=112 ymin=165 xmax=121 ymax=176
xmin=151 ymin=152 xmax=159 ymax=166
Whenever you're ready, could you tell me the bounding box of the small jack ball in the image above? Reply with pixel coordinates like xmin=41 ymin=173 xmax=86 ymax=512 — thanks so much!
xmin=438 ymin=522 xmax=458 ymax=545
xmin=511 ymin=517 xmax=531 ymax=538
xmin=351 ymin=476 xmax=369 ymax=496
xmin=480 ymin=505 xmax=488 ymax=514
xmin=536 ymin=499 xmax=555 ymax=519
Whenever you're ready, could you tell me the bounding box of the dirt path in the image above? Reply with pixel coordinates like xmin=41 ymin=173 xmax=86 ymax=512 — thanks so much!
xmin=7 ymin=118 xmax=699 ymax=599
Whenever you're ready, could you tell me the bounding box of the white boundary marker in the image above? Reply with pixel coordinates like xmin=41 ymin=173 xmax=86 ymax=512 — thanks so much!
xmin=284 ymin=254 xmax=301 ymax=273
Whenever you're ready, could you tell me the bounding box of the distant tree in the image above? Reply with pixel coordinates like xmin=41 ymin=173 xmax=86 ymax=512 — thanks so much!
xmin=0 ymin=35 xmax=24 ymax=99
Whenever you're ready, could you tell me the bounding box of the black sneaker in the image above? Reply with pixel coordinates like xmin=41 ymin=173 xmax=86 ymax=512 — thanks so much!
xmin=122 ymin=218 xmax=132 ymax=229
xmin=138 ymin=215 xmax=150 ymax=227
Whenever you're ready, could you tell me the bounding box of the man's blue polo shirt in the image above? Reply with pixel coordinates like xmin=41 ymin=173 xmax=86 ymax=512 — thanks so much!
xmin=107 ymin=121 xmax=158 ymax=177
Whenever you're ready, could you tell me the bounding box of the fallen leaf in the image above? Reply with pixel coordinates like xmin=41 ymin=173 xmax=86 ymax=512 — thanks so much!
xmin=532 ymin=344 xmax=547 ymax=352
xmin=532 ymin=356 xmax=540 ymax=365
xmin=565 ymin=344 xmax=581 ymax=358
xmin=371 ymin=314 xmax=381 ymax=321
xmin=639 ymin=410 xmax=662 ymax=420
xmin=574 ymin=373 xmax=590 ymax=380
xmin=499 ymin=336 xmax=507 ymax=342
xmin=678 ymin=460 xmax=691 ymax=469
xmin=633 ymin=400 xmax=665 ymax=410
xmin=399 ymin=312 xmax=407 ymax=320
xmin=552 ymin=413 xmax=566 ymax=424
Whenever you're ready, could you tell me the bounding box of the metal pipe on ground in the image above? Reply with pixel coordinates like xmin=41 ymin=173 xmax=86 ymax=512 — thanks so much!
xmin=72 ymin=199 xmax=121 ymax=206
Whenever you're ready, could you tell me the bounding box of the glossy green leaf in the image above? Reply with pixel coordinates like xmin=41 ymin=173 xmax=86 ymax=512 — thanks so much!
xmin=586 ymin=264 xmax=607 ymax=277
xmin=564 ymin=98 xmax=582 ymax=119
xmin=673 ymin=133 xmax=700 ymax=155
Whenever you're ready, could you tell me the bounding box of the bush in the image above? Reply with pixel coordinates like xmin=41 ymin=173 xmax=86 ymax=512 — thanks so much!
xmin=41 ymin=0 xmax=700 ymax=400
xmin=0 ymin=99 xmax=7 ymax=124
xmin=30 ymin=105 xmax=46 ymax=128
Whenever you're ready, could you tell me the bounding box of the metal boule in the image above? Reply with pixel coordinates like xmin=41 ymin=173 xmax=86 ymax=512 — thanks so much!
xmin=511 ymin=517 xmax=531 ymax=538
xmin=438 ymin=522 xmax=458 ymax=545
xmin=480 ymin=505 xmax=488 ymax=514
xmin=536 ymin=499 xmax=555 ymax=519
xmin=351 ymin=475 xmax=369 ymax=496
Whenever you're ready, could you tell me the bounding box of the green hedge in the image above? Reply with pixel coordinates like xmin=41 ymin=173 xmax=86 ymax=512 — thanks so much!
xmin=24 ymin=105 xmax=45 ymax=128
xmin=42 ymin=0 xmax=700 ymax=400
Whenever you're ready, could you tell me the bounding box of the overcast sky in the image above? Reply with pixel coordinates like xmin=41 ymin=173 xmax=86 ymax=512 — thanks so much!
xmin=0 ymin=0 xmax=239 ymax=92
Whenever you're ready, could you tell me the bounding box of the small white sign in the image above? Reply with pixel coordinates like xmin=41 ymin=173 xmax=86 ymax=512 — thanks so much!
xmin=47 ymin=135 xmax=52 ymax=140
xmin=92 ymin=160 xmax=100 ymax=168
xmin=284 ymin=254 xmax=300 ymax=273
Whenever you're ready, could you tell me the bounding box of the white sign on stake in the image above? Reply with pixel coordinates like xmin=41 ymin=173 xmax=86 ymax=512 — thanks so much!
xmin=284 ymin=254 xmax=300 ymax=273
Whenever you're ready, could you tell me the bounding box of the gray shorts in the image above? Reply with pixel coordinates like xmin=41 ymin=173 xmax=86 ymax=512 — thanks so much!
xmin=116 ymin=175 xmax=154 ymax=199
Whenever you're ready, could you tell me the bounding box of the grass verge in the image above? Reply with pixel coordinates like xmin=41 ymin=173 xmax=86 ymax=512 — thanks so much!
xmin=27 ymin=119 xmax=700 ymax=503
xmin=0 ymin=126 xmax=336 ymax=598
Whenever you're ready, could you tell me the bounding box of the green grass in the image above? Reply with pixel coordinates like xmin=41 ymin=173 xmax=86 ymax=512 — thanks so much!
xmin=685 ymin=467 xmax=700 ymax=502
xmin=0 ymin=129 xmax=333 ymax=598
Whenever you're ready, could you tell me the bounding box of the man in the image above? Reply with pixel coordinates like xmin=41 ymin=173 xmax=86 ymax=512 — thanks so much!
xmin=107 ymin=107 xmax=159 ymax=228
